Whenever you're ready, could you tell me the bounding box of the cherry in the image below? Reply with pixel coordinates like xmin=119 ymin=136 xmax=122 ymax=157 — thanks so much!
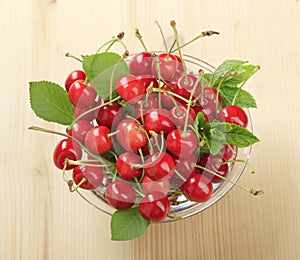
xmin=174 ymin=155 xmax=198 ymax=180
xmin=139 ymin=191 xmax=170 ymax=222
xmin=84 ymin=126 xmax=112 ymax=154
xmin=144 ymin=152 xmax=175 ymax=181
xmin=220 ymin=144 xmax=237 ymax=161
xmin=193 ymin=99 xmax=216 ymax=122
xmin=137 ymin=75 xmax=158 ymax=89
xmin=116 ymin=152 xmax=142 ymax=180
xmin=105 ymin=180 xmax=136 ymax=210
xmin=199 ymin=154 xmax=229 ymax=183
xmin=129 ymin=52 xmax=153 ymax=76
xmin=72 ymin=165 xmax=104 ymax=190
xmin=182 ymin=173 xmax=213 ymax=202
xmin=115 ymin=75 xmax=146 ymax=104
xmin=74 ymin=104 xmax=96 ymax=122
xmin=134 ymin=94 xmax=158 ymax=122
xmin=116 ymin=119 xmax=147 ymax=152
xmin=144 ymin=109 xmax=175 ymax=136
xmin=166 ymin=129 xmax=198 ymax=158
xmin=141 ymin=134 xmax=164 ymax=156
xmin=175 ymin=74 xmax=201 ymax=100
xmin=218 ymin=105 xmax=248 ymax=128
xmin=151 ymin=53 xmax=183 ymax=82
xmin=68 ymin=119 xmax=93 ymax=143
xmin=96 ymin=101 xmax=122 ymax=128
xmin=141 ymin=175 xmax=170 ymax=195
xmin=170 ymin=105 xmax=196 ymax=128
xmin=65 ymin=70 xmax=86 ymax=92
xmin=53 ymin=138 xmax=82 ymax=170
xmin=68 ymin=81 xmax=97 ymax=108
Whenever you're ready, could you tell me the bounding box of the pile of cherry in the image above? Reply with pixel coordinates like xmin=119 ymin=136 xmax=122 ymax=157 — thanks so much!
xmin=54 ymin=52 xmax=248 ymax=222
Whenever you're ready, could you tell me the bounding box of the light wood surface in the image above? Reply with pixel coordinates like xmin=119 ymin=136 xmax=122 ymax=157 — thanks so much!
xmin=1 ymin=0 xmax=300 ymax=259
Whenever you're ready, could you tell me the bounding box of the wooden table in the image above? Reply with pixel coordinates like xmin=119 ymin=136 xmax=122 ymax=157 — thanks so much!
xmin=1 ymin=0 xmax=300 ymax=259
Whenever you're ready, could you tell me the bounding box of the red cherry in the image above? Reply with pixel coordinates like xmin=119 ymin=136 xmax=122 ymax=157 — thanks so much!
xmin=139 ymin=191 xmax=170 ymax=222
xmin=53 ymin=139 xmax=82 ymax=170
xmin=175 ymin=74 xmax=201 ymax=100
xmin=141 ymin=175 xmax=170 ymax=195
xmin=68 ymin=81 xmax=97 ymax=108
xmin=129 ymin=52 xmax=153 ymax=75
xmin=68 ymin=119 xmax=93 ymax=143
xmin=174 ymin=155 xmax=198 ymax=180
xmin=74 ymin=105 xmax=96 ymax=122
xmin=115 ymin=75 xmax=146 ymax=104
xmin=144 ymin=109 xmax=175 ymax=136
xmin=144 ymin=152 xmax=175 ymax=181
xmin=72 ymin=165 xmax=104 ymax=190
xmin=84 ymin=126 xmax=112 ymax=154
xmin=169 ymin=105 xmax=196 ymax=128
xmin=116 ymin=152 xmax=142 ymax=180
xmin=182 ymin=173 xmax=213 ymax=202
xmin=166 ymin=129 xmax=198 ymax=158
xmin=199 ymin=154 xmax=229 ymax=183
xmin=141 ymin=134 xmax=164 ymax=156
xmin=116 ymin=119 xmax=147 ymax=153
xmin=134 ymin=94 xmax=158 ymax=122
xmin=160 ymin=82 xmax=178 ymax=108
xmin=218 ymin=105 xmax=248 ymax=128
xmin=96 ymin=101 xmax=122 ymax=128
xmin=220 ymin=144 xmax=237 ymax=161
xmin=137 ymin=75 xmax=158 ymax=89
xmin=105 ymin=180 xmax=135 ymax=210
xmin=65 ymin=70 xmax=86 ymax=92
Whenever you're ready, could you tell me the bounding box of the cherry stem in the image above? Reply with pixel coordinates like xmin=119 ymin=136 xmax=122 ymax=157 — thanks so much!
xmin=69 ymin=96 xmax=121 ymax=129
xmin=167 ymin=214 xmax=182 ymax=220
xmin=220 ymin=159 xmax=255 ymax=174
xmin=137 ymin=148 xmax=146 ymax=181
xmin=170 ymin=20 xmax=188 ymax=82
xmin=69 ymin=177 xmax=87 ymax=192
xmin=154 ymin=20 xmax=168 ymax=52
xmin=171 ymin=30 xmax=220 ymax=52
xmin=152 ymin=54 xmax=163 ymax=108
xmin=96 ymin=32 xmax=127 ymax=53
xmin=135 ymin=126 xmax=153 ymax=155
xmin=134 ymin=177 xmax=145 ymax=195
xmin=215 ymin=71 xmax=230 ymax=113
xmin=168 ymin=39 xmax=176 ymax=54
xmin=106 ymin=130 xmax=120 ymax=138
xmin=66 ymin=159 xmax=114 ymax=168
xmin=135 ymin=28 xmax=148 ymax=52
xmin=193 ymin=164 xmax=264 ymax=196
xmin=174 ymin=169 xmax=187 ymax=182
xmin=61 ymin=162 xmax=69 ymax=182
xmin=65 ymin=52 xmax=83 ymax=63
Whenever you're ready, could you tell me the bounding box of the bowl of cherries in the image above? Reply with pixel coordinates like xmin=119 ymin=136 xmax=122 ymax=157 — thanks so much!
xmin=29 ymin=21 xmax=263 ymax=241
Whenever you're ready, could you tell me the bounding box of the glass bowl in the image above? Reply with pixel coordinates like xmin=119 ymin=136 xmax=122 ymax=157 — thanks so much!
xmin=67 ymin=54 xmax=253 ymax=222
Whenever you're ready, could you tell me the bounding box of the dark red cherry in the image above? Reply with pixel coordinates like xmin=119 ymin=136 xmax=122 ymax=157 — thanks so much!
xmin=115 ymin=75 xmax=146 ymax=104
xmin=53 ymin=139 xmax=82 ymax=170
xmin=175 ymin=74 xmax=202 ymax=100
xmin=141 ymin=175 xmax=170 ymax=195
xmin=220 ymin=144 xmax=237 ymax=161
xmin=84 ymin=126 xmax=112 ymax=154
xmin=174 ymin=155 xmax=198 ymax=180
xmin=65 ymin=70 xmax=86 ymax=92
xmin=116 ymin=152 xmax=142 ymax=180
xmin=182 ymin=173 xmax=213 ymax=202
xmin=72 ymin=165 xmax=104 ymax=190
xmin=170 ymin=105 xmax=196 ymax=128
xmin=166 ymin=129 xmax=198 ymax=158
xmin=218 ymin=105 xmax=248 ymax=128
xmin=96 ymin=101 xmax=122 ymax=128
xmin=68 ymin=81 xmax=97 ymax=108
xmin=129 ymin=52 xmax=153 ymax=75
xmin=74 ymin=104 xmax=96 ymax=122
xmin=137 ymin=75 xmax=159 ymax=89
xmin=134 ymin=94 xmax=158 ymax=122
xmin=159 ymin=82 xmax=178 ymax=108
xmin=139 ymin=191 xmax=170 ymax=222
xmin=144 ymin=152 xmax=175 ymax=181
xmin=68 ymin=119 xmax=93 ymax=143
xmin=105 ymin=180 xmax=136 ymax=210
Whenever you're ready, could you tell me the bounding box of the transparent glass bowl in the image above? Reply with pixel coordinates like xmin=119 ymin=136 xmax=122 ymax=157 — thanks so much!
xmin=69 ymin=54 xmax=253 ymax=222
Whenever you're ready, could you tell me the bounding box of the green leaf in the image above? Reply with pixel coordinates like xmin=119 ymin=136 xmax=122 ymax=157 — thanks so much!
xmin=111 ymin=208 xmax=150 ymax=241
xmin=29 ymin=81 xmax=74 ymax=125
xmin=82 ymin=52 xmax=125 ymax=81
xmin=220 ymin=85 xmax=257 ymax=108
xmin=194 ymin=112 xmax=206 ymax=134
xmin=223 ymin=64 xmax=258 ymax=85
xmin=91 ymin=61 xmax=129 ymax=100
xmin=226 ymin=124 xmax=260 ymax=147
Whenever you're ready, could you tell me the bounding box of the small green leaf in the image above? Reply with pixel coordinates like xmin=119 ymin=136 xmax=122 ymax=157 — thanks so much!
xmin=220 ymin=85 xmax=257 ymax=108
xmin=223 ymin=64 xmax=258 ymax=85
xmin=29 ymin=81 xmax=74 ymax=125
xmin=111 ymin=208 xmax=150 ymax=241
xmin=194 ymin=112 xmax=206 ymax=134
xmin=226 ymin=124 xmax=260 ymax=147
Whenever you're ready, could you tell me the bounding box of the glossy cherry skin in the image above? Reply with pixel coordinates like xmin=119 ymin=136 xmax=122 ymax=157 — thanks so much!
xmin=144 ymin=109 xmax=175 ymax=136
xmin=105 ymin=180 xmax=136 ymax=210
xmin=139 ymin=191 xmax=170 ymax=222
xmin=74 ymin=104 xmax=96 ymax=122
xmin=65 ymin=70 xmax=86 ymax=92
xmin=72 ymin=165 xmax=104 ymax=190
xmin=182 ymin=173 xmax=213 ymax=202
xmin=116 ymin=119 xmax=147 ymax=153
xmin=160 ymin=82 xmax=178 ymax=108
xmin=220 ymin=144 xmax=237 ymax=161
xmin=144 ymin=152 xmax=175 ymax=181
xmin=137 ymin=75 xmax=159 ymax=89
xmin=141 ymin=134 xmax=164 ymax=157
xmin=115 ymin=75 xmax=146 ymax=104
xmin=53 ymin=139 xmax=82 ymax=170
xmin=218 ymin=105 xmax=248 ymax=128
xmin=199 ymin=154 xmax=229 ymax=183
xmin=129 ymin=52 xmax=153 ymax=76
xmin=84 ymin=126 xmax=112 ymax=154
xmin=166 ymin=129 xmax=198 ymax=158
xmin=170 ymin=105 xmax=196 ymax=129
xmin=134 ymin=94 xmax=158 ymax=122
xmin=174 ymin=155 xmax=198 ymax=180
xmin=68 ymin=81 xmax=97 ymax=108
xmin=116 ymin=152 xmax=142 ymax=180
xmin=68 ymin=119 xmax=93 ymax=143
xmin=141 ymin=175 xmax=170 ymax=195
xmin=151 ymin=53 xmax=183 ymax=82
xmin=175 ymin=74 xmax=202 ymax=100
xmin=96 ymin=101 xmax=122 ymax=128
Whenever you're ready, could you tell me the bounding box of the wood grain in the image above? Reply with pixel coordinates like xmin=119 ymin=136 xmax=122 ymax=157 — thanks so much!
xmin=1 ymin=0 xmax=300 ymax=259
